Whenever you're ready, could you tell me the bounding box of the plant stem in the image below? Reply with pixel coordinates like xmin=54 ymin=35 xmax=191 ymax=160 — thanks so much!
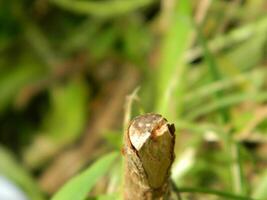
xmin=123 ymin=113 xmax=175 ymax=200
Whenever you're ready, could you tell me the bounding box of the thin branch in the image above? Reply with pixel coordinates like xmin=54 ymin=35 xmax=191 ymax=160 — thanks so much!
xmin=123 ymin=113 xmax=175 ymax=200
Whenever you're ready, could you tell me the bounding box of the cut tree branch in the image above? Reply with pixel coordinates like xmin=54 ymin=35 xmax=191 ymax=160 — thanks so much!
xmin=123 ymin=113 xmax=176 ymax=200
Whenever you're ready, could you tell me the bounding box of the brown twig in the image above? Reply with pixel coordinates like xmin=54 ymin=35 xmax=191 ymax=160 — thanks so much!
xmin=123 ymin=113 xmax=176 ymax=200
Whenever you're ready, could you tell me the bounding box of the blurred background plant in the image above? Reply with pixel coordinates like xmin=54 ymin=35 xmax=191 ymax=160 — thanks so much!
xmin=1 ymin=0 xmax=267 ymax=199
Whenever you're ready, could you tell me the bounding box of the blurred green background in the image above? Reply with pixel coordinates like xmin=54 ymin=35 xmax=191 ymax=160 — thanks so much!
xmin=1 ymin=0 xmax=267 ymax=199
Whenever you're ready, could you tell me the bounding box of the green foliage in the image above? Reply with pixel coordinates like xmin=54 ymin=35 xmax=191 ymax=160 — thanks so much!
xmin=43 ymin=79 xmax=88 ymax=141
xmin=1 ymin=0 xmax=267 ymax=200
xmin=52 ymin=152 xmax=119 ymax=200
xmin=23 ymin=78 xmax=89 ymax=168
xmin=179 ymin=187 xmax=257 ymax=200
xmin=50 ymin=0 xmax=155 ymax=18
xmin=0 ymin=62 xmax=45 ymax=112
xmin=156 ymin=0 xmax=192 ymax=118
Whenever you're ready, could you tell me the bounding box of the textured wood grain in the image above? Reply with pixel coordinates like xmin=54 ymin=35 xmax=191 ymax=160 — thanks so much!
xmin=123 ymin=113 xmax=175 ymax=200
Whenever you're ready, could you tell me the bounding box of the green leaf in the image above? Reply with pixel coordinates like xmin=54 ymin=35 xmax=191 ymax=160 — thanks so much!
xmin=52 ymin=151 xmax=119 ymax=200
xmin=252 ymin=169 xmax=267 ymax=199
xmin=50 ymin=0 xmax=154 ymax=18
xmin=44 ymin=79 xmax=88 ymax=141
xmin=0 ymin=64 xmax=44 ymax=113
xmin=23 ymin=78 xmax=89 ymax=168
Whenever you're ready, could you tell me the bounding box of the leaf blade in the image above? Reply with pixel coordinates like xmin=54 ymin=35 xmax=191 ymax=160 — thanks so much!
xmin=52 ymin=151 xmax=119 ymax=200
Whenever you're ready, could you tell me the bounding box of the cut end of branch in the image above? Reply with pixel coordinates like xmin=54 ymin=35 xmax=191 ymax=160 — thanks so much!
xmin=129 ymin=114 xmax=169 ymax=150
xmin=124 ymin=113 xmax=175 ymax=200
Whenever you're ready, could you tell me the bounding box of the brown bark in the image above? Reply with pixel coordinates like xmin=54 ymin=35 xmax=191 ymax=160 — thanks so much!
xmin=123 ymin=113 xmax=175 ymax=200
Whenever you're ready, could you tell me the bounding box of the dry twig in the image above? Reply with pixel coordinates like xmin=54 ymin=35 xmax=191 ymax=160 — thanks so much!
xmin=123 ymin=113 xmax=176 ymax=200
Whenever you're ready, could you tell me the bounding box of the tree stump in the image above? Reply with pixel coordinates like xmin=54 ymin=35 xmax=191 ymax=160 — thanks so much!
xmin=123 ymin=113 xmax=176 ymax=200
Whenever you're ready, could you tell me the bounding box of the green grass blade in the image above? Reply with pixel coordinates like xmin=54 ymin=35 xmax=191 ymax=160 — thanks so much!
xmin=194 ymin=22 xmax=230 ymax=122
xmin=252 ymin=169 xmax=267 ymax=199
xmin=179 ymin=187 xmax=257 ymax=200
xmin=156 ymin=0 xmax=192 ymax=118
xmin=186 ymin=91 xmax=267 ymax=120
xmin=186 ymin=15 xmax=267 ymax=62
xmin=184 ymin=68 xmax=266 ymax=104
xmin=50 ymin=0 xmax=155 ymax=17
xmin=52 ymin=152 xmax=119 ymax=200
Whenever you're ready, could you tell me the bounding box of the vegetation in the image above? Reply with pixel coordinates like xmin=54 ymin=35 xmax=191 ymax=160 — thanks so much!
xmin=1 ymin=0 xmax=267 ymax=199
